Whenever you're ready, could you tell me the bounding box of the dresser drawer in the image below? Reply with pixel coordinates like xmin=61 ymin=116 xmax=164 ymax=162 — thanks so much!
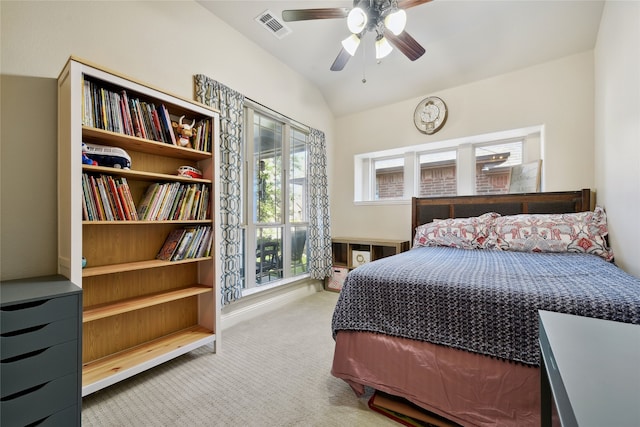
xmin=36 ymin=405 xmax=80 ymax=426
xmin=1 ymin=340 xmax=78 ymax=399
xmin=1 ymin=294 xmax=78 ymax=334
xmin=0 ymin=316 xmax=77 ymax=360
xmin=0 ymin=373 xmax=78 ymax=427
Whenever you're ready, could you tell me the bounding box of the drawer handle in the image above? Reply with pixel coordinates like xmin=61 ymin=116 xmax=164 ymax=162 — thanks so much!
xmin=0 ymin=380 xmax=49 ymax=401
xmin=1 ymin=347 xmax=47 ymax=364
xmin=1 ymin=299 xmax=49 ymax=311
xmin=0 ymin=323 xmax=48 ymax=337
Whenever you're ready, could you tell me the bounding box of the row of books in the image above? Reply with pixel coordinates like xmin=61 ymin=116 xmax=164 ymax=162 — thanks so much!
xmin=137 ymin=182 xmax=210 ymax=221
xmin=191 ymin=119 xmax=212 ymax=153
xmin=82 ymin=173 xmax=210 ymax=221
xmin=82 ymin=78 xmax=211 ymax=152
xmin=82 ymin=173 xmax=138 ymax=221
xmin=156 ymin=226 xmax=213 ymax=261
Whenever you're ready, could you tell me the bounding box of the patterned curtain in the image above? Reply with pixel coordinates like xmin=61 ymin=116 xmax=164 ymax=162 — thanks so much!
xmin=307 ymin=129 xmax=333 ymax=280
xmin=194 ymin=75 xmax=244 ymax=305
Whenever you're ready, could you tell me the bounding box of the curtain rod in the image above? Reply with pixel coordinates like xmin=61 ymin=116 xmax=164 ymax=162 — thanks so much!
xmin=244 ymin=97 xmax=311 ymax=133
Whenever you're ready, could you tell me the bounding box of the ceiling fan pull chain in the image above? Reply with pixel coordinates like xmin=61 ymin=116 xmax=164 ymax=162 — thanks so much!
xmin=362 ymin=39 xmax=367 ymax=83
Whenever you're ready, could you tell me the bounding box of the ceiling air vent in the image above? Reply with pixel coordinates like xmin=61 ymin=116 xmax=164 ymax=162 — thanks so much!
xmin=255 ymin=10 xmax=292 ymax=39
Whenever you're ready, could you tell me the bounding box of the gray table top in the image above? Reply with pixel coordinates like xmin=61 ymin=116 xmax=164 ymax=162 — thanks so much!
xmin=539 ymin=310 xmax=640 ymax=427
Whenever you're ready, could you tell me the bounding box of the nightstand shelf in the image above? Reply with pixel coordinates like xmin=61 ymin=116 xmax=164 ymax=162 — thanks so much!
xmin=326 ymin=237 xmax=410 ymax=292
xmin=331 ymin=237 xmax=410 ymax=269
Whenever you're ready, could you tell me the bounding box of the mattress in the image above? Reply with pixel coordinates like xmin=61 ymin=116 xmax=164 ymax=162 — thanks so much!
xmin=332 ymin=246 xmax=640 ymax=366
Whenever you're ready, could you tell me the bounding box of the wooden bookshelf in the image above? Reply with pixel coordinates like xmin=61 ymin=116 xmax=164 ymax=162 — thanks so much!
xmin=57 ymin=56 xmax=221 ymax=396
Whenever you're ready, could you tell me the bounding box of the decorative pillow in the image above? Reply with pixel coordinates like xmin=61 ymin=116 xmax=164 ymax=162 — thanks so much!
xmin=413 ymin=212 xmax=500 ymax=250
xmin=489 ymin=206 xmax=613 ymax=261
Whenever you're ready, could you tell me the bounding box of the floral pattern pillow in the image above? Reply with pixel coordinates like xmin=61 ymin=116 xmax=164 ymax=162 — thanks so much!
xmin=489 ymin=206 xmax=613 ymax=261
xmin=413 ymin=212 xmax=500 ymax=250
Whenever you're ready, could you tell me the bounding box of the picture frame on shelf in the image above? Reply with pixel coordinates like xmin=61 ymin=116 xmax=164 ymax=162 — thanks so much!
xmin=509 ymin=160 xmax=542 ymax=193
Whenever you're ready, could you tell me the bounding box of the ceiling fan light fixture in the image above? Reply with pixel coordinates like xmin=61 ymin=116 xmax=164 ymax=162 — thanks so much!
xmin=347 ymin=7 xmax=367 ymax=33
xmin=341 ymin=34 xmax=361 ymax=56
xmin=384 ymin=9 xmax=407 ymax=36
xmin=375 ymin=36 xmax=393 ymax=59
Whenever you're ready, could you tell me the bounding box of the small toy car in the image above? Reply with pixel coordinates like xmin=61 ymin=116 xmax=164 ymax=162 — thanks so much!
xmin=177 ymin=166 xmax=203 ymax=179
xmin=84 ymin=142 xmax=131 ymax=169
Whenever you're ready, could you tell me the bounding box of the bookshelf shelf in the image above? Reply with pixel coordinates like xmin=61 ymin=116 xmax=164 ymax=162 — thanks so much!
xmin=83 ymin=123 xmax=212 ymax=160
xmin=58 ymin=56 xmax=221 ymax=397
xmin=82 ymin=219 xmax=211 ymax=225
xmin=81 ymin=257 xmax=212 ymax=277
xmin=82 ymin=164 xmax=212 ymax=184
xmin=82 ymin=326 xmax=214 ymax=395
xmin=83 ymin=285 xmax=212 ymax=322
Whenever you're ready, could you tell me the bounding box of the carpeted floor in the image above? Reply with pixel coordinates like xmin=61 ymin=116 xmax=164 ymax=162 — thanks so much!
xmin=81 ymin=290 xmax=397 ymax=426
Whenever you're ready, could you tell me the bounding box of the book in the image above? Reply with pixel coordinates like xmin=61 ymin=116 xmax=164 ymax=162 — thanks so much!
xmin=195 ymin=226 xmax=212 ymax=258
xmin=156 ymin=228 xmax=187 ymax=261
xmin=117 ymin=177 xmax=137 ymax=220
xmin=147 ymin=183 xmax=169 ymax=220
xmin=159 ymin=105 xmax=177 ymax=145
xmin=88 ymin=175 xmax=105 ymax=220
xmin=137 ymin=183 xmax=160 ymax=219
xmin=129 ymin=97 xmax=145 ymax=139
xmin=107 ymin=175 xmax=126 ymax=220
xmin=172 ymin=227 xmax=196 ymax=261
xmin=179 ymin=185 xmax=196 ymax=220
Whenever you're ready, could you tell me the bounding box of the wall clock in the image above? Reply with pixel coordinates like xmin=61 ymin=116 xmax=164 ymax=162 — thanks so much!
xmin=414 ymin=96 xmax=448 ymax=135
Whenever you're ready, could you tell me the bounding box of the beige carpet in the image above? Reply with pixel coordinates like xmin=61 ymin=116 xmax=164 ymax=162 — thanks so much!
xmin=81 ymin=290 xmax=397 ymax=426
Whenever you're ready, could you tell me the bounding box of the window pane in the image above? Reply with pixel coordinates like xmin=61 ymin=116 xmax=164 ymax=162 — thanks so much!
xmin=254 ymin=114 xmax=282 ymax=223
xmin=418 ymin=151 xmax=457 ymax=196
xmin=375 ymin=157 xmax=404 ymax=199
xmin=289 ymin=129 xmax=307 ymax=223
xmin=256 ymin=227 xmax=282 ymax=285
xmin=475 ymin=141 xmax=522 ymax=195
xmin=290 ymin=226 xmax=308 ymax=276
xmin=240 ymin=227 xmax=246 ymax=289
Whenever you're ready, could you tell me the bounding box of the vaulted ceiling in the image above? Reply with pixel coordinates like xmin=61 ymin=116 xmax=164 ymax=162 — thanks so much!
xmin=198 ymin=1 xmax=604 ymax=117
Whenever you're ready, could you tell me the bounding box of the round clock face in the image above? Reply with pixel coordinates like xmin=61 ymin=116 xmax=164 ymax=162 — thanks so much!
xmin=414 ymin=96 xmax=448 ymax=134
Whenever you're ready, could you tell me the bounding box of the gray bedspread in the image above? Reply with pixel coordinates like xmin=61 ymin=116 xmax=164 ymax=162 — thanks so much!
xmin=331 ymin=246 xmax=640 ymax=366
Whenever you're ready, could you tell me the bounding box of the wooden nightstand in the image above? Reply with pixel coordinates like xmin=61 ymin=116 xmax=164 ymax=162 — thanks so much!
xmin=326 ymin=237 xmax=410 ymax=292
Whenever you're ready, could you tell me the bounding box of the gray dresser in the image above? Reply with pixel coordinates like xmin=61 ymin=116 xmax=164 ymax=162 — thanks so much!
xmin=1 ymin=275 xmax=82 ymax=426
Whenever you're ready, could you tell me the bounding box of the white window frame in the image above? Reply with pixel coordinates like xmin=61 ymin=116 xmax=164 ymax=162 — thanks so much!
xmin=354 ymin=125 xmax=544 ymax=204
xmin=242 ymin=101 xmax=310 ymax=296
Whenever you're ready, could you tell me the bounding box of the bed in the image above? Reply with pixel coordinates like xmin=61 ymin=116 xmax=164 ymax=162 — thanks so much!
xmin=331 ymin=189 xmax=640 ymax=427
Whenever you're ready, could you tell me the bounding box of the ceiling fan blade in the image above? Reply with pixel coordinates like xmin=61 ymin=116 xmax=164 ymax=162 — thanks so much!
xmin=397 ymin=0 xmax=433 ymax=9
xmin=385 ymin=30 xmax=426 ymax=61
xmin=282 ymin=8 xmax=349 ymax=22
xmin=330 ymin=48 xmax=352 ymax=71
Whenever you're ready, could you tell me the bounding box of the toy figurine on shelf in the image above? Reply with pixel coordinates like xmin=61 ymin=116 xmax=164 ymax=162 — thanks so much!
xmin=82 ymin=143 xmax=97 ymax=165
xmin=172 ymin=115 xmax=196 ymax=148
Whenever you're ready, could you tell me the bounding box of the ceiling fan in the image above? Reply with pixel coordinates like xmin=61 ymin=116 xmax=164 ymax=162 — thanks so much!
xmin=282 ymin=0 xmax=431 ymax=71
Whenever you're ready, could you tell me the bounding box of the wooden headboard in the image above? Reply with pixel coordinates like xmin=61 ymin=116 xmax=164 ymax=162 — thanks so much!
xmin=411 ymin=189 xmax=592 ymax=241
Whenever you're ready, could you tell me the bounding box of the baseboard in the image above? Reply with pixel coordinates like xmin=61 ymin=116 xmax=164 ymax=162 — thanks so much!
xmin=221 ymin=278 xmax=323 ymax=330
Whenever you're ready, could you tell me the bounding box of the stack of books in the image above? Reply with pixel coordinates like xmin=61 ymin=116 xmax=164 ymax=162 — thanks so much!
xmin=156 ymin=226 xmax=213 ymax=261
xmin=82 ymin=77 xmax=211 ymax=152
xmin=137 ymin=182 xmax=210 ymax=221
xmin=82 ymin=173 xmax=138 ymax=221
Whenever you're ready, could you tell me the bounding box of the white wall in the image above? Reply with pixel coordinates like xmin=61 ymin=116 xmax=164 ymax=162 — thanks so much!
xmin=332 ymin=52 xmax=595 ymax=241
xmin=594 ymin=1 xmax=640 ymax=277
xmin=0 ymin=1 xmax=334 ymax=280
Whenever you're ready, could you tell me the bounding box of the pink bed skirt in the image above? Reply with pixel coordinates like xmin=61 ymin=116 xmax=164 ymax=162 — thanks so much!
xmin=332 ymin=331 xmax=543 ymax=427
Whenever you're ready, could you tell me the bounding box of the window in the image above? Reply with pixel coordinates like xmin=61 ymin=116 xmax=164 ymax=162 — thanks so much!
xmin=418 ymin=150 xmax=457 ymax=197
xmin=242 ymin=106 xmax=309 ymax=293
xmin=375 ymin=157 xmax=404 ymax=200
xmin=475 ymin=141 xmax=522 ymax=195
xmin=354 ymin=126 xmax=542 ymax=203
